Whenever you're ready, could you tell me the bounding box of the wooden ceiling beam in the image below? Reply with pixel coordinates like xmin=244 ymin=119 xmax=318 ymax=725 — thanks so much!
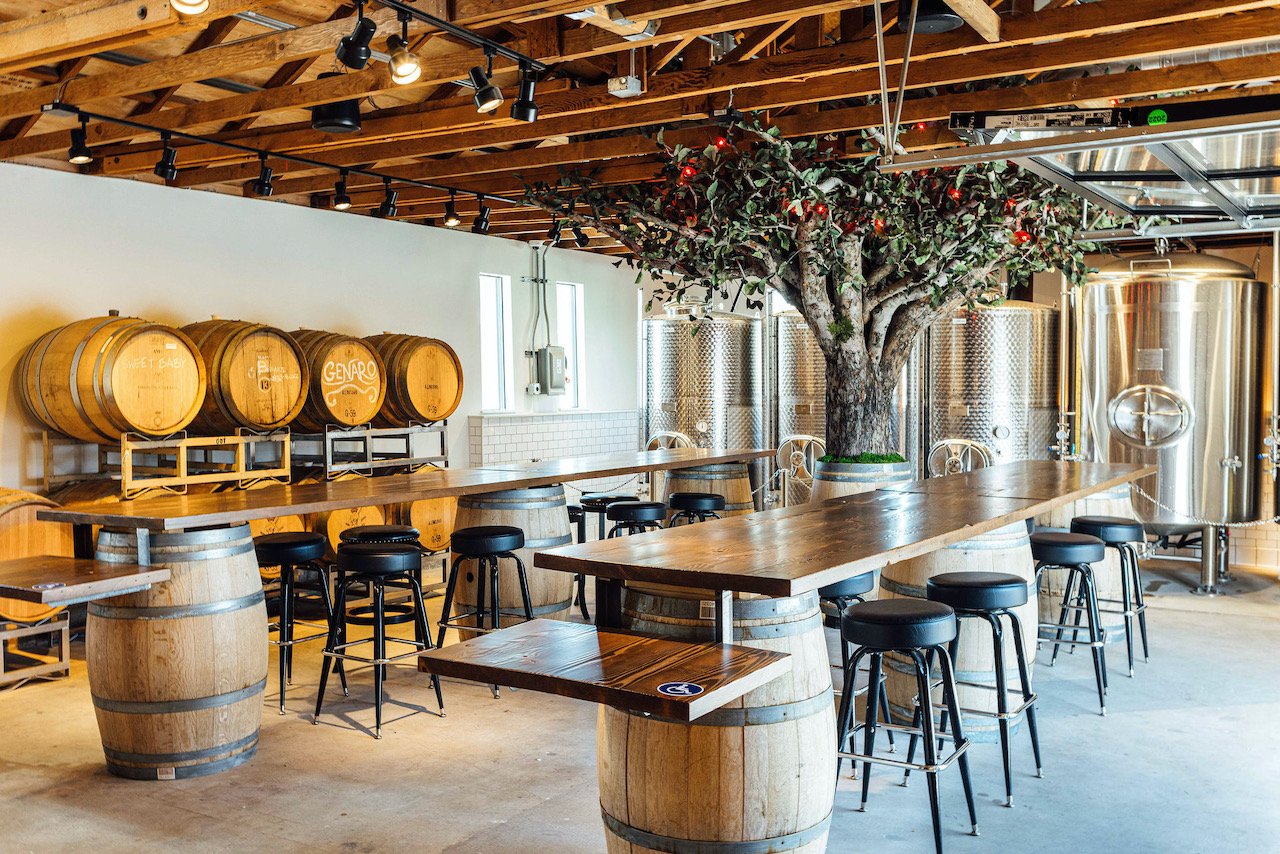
xmin=0 ymin=56 xmax=89 ymax=140
xmin=128 ymin=15 xmax=241 ymax=117
xmin=942 ymin=0 xmax=1001 ymax=42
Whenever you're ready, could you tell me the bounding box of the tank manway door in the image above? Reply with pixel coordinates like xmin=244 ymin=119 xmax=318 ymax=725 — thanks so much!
xmin=1107 ymin=385 xmax=1192 ymax=449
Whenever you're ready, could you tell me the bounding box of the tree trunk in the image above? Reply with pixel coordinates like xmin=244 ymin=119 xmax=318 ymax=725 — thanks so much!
xmin=824 ymin=349 xmax=897 ymax=458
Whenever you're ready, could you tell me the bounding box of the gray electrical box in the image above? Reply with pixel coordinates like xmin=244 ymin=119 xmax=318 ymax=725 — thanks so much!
xmin=534 ymin=346 xmax=567 ymax=396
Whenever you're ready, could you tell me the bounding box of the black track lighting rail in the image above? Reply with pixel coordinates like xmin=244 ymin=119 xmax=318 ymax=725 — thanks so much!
xmin=44 ymin=101 xmax=524 ymax=208
xmin=369 ymin=0 xmax=548 ymax=73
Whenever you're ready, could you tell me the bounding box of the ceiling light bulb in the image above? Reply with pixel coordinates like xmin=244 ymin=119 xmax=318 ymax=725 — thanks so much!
xmin=170 ymin=0 xmax=209 ymax=16
xmin=336 ymin=14 xmax=378 ymax=70
xmin=443 ymin=192 xmax=461 ymax=227
xmin=387 ymin=36 xmax=422 ymax=86
xmin=67 ymin=124 xmax=93 ymax=165
xmin=469 ymin=66 xmax=503 ymax=113
xmin=333 ymin=177 xmax=352 ymax=210
xmin=153 ymin=143 xmax=178 ymax=182
xmin=510 ymin=65 xmax=538 ymax=122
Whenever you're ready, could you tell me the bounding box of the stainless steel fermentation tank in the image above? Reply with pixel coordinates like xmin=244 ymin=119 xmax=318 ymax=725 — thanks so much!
xmin=926 ymin=301 xmax=1059 ymax=472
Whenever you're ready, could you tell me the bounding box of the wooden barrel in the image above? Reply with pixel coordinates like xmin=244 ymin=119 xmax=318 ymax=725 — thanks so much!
xmin=450 ymin=486 xmax=573 ymax=633
xmin=389 ymin=497 xmax=456 ymax=553
xmin=207 ymin=480 xmax=306 ymax=579
xmin=600 ymin=588 xmax=833 ymax=853
xmin=811 ymin=459 xmax=913 ymax=502
xmin=90 ymin=524 xmax=267 ymax=780
xmin=366 ymin=333 xmax=464 ymax=425
xmin=182 ymin=318 xmax=309 ymax=433
xmin=288 ymin=329 xmax=387 ymax=432
xmin=879 ymin=521 xmax=1035 ymax=742
xmin=1034 ymin=483 xmax=1131 ymax=634
xmin=19 ymin=313 xmax=206 ymax=445
xmin=301 ymin=472 xmax=385 ymax=554
xmin=0 ymin=488 xmax=75 ymax=623
xmin=660 ymin=463 xmax=755 ymax=517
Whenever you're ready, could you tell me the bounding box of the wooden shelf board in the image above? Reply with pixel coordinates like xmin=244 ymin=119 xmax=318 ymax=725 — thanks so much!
xmin=0 ymin=555 xmax=170 ymax=605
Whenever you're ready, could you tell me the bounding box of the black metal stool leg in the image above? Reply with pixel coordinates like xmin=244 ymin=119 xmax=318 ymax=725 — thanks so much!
xmin=834 ymin=646 xmax=868 ymax=782
xmin=372 ymin=580 xmax=386 ymax=739
xmin=435 ymin=556 xmax=465 ymax=649
xmin=982 ymin=612 xmax=1014 ymax=807
xmin=911 ymin=650 xmax=944 ymax=854
xmin=575 ymin=573 xmax=590 ymax=621
xmin=1081 ymin=567 xmax=1108 ymax=712
xmin=936 ymin=646 xmax=979 ymax=837
xmin=408 ymin=573 xmax=444 ymax=715
xmin=858 ymin=652 xmax=883 ymax=811
xmin=901 ymin=694 xmax=922 ymax=788
xmin=1006 ymin=610 xmax=1042 ymax=778
xmin=314 ymin=574 xmax=346 ymax=724
xmin=1117 ymin=544 xmax=1136 ymax=676
xmin=313 ymin=564 xmax=347 ymax=697
xmin=1125 ymin=543 xmax=1150 ymax=661
xmin=511 ymin=553 xmax=535 ymax=621
xmin=486 ymin=557 xmax=501 ymax=700
xmin=1050 ymin=566 xmax=1079 ymax=664
xmin=877 ymin=669 xmax=896 ymax=751
xmin=278 ymin=564 xmax=293 ymax=715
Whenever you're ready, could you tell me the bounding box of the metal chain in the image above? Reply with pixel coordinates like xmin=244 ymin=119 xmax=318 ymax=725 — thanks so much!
xmin=561 ymin=474 xmax=641 ymax=495
xmin=1129 ymin=480 xmax=1280 ymax=528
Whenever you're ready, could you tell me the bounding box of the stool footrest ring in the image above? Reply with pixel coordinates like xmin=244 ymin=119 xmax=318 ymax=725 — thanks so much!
xmin=839 ymin=735 xmax=970 ymax=775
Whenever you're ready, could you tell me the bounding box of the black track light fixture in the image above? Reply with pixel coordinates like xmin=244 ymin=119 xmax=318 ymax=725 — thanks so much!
xmin=67 ymin=118 xmax=93 ymax=165
xmin=898 ymin=0 xmax=963 ymax=33
xmin=311 ymin=73 xmax=362 ymax=133
xmin=153 ymin=133 xmax=178 ymax=181
xmin=469 ymin=51 xmax=503 ymax=113
xmin=510 ymin=62 xmax=538 ymax=122
xmin=443 ymin=191 xmax=461 ymax=227
xmin=333 ymin=170 xmax=352 ymax=210
xmin=471 ymin=194 xmax=491 ymax=234
xmin=251 ymin=155 xmax=274 ymax=197
xmin=571 ymin=223 xmax=589 ymax=248
xmin=336 ymin=1 xmax=378 ymax=70
xmin=546 ymin=219 xmax=563 ymax=243
xmin=374 ymin=180 xmax=399 ymax=218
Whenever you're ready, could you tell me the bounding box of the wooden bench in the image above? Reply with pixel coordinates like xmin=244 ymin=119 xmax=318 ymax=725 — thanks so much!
xmin=0 ymin=555 xmax=170 ymax=607
xmin=418 ymin=619 xmax=790 ymax=722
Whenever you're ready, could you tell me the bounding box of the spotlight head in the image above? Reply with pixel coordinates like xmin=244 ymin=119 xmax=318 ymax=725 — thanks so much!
xmin=387 ymin=35 xmax=422 ymax=86
xmin=170 ymin=0 xmax=209 ymax=16
xmin=443 ymin=192 xmax=461 ymax=227
xmin=469 ymin=66 xmax=504 ymax=113
xmin=571 ymin=223 xmax=589 ymax=248
xmin=252 ymin=159 xmax=274 ymax=197
xmin=375 ymin=183 xmax=398 ymax=218
xmin=899 ymin=0 xmax=964 ymax=33
xmin=471 ymin=197 xmax=491 ymax=234
xmin=510 ymin=65 xmax=538 ymax=122
xmin=546 ymin=220 xmax=563 ymax=243
xmin=333 ymin=177 xmax=352 ymax=211
xmin=336 ymin=15 xmax=378 ymax=70
xmin=67 ymin=124 xmax=93 ymax=165
xmin=311 ymin=72 xmax=362 ymax=133
xmin=153 ymin=143 xmax=178 ymax=182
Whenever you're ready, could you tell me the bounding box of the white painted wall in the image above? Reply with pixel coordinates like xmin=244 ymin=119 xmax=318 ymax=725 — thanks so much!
xmin=0 ymin=162 xmax=640 ymax=490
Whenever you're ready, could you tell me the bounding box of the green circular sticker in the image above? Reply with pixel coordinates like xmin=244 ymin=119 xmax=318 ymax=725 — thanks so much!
xmin=1147 ymin=109 xmax=1168 ymax=126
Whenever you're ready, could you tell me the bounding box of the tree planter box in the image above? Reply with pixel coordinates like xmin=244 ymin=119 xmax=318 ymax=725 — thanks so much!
xmin=810 ymin=459 xmax=913 ymax=502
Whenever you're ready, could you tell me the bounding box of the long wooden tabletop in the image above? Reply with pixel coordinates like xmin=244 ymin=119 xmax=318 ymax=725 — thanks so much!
xmin=535 ymin=461 xmax=1155 ymax=598
xmin=36 ymin=448 xmax=771 ymax=531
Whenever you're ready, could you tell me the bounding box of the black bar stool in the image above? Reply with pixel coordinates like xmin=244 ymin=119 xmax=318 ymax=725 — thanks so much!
xmin=820 ymin=573 xmax=894 ymax=752
xmin=315 ymin=541 xmax=443 ymax=739
xmin=339 ymin=524 xmax=424 ymax=634
xmin=436 ymin=526 xmax=534 ymax=648
xmin=835 ymin=599 xmax=978 ymax=854
xmin=567 ymin=505 xmax=590 ymax=621
xmin=667 ymin=492 xmax=726 ymax=527
xmin=1070 ymin=515 xmax=1150 ymax=676
xmin=580 ymin=493 xmax=639 ymax=540
xmin=606 ymin=501 xmax=666 ymax=537
xmin=340 ymin=524 xmax=420 ymax=544
xmin=1031 ymin=531 xmax=1109 ymax=715
xmin=256 ymin=531 xmax=343 ymax=715
xmin=915 ymin=572 xmax=1042 ymax=808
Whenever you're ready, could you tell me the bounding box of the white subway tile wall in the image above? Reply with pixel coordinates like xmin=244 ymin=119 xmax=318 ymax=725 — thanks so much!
xmin=468 ymin=411 xmax=645 ymax=500
xmin=1232 ymin=472 xmax=1280 ymax=573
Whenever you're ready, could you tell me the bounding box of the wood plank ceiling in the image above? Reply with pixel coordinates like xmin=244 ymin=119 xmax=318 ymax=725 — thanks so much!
xmin=1 ymin=0 xmax=1278 ymax=253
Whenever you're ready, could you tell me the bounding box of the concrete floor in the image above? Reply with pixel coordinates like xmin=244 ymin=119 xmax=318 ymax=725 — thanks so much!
xmin=2 ymin=562 xmax=1279 ymax=854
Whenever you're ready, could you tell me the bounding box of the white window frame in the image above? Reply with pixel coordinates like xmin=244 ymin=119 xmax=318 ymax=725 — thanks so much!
xmin=557 ymin=280 xmax=586 ymax=409
xmin=480 ymin=272 xmax=515 ymax=411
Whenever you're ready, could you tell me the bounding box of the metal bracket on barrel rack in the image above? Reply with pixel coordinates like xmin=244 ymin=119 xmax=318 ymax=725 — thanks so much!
xmin=289 ymin=421 xmax=448 ymax=478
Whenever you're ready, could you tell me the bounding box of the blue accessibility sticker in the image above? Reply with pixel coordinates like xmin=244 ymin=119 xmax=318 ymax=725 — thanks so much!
xmin=657 ymin=681 xmax=705 ymax=697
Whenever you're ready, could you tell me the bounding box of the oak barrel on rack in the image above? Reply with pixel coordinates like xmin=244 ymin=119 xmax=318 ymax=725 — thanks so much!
xmin=288 ymin=329 xmax=387 ymax=432
xmin=90 ymin=524 xmax=267 ymax=780
xmin=450 ymin=485 xmax=572 ymax=634
xmin=660 ymin=463 xmax=755 ymax=517
xmin=879 ymin=521 xmax=1035 ymax=742
xmin=389 ymin=497 xmax=456 ymax=554
xmin=181 ymin=318 xmax=309 ymax=433
xmin=599 ymin=588 xmax=834 ymax=853
xmin=366 ymin=333 xmax=463 ymax=425
xmin=0 ymin=488 xmax=75 ymax=624
xmin=300 ymin=472 xmax=386 ymax=554
xmin=19 ymin=313 xmax=206 ymax=445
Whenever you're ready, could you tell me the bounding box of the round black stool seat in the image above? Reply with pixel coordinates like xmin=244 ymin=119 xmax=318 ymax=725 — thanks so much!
xmin=567 ymin=505 xmax=584 ymax=522
xmin=927 ymin=572 xmax=1029 ymax=612
xmin=1070 ymin=515 xmax=1144 ymax=546
xmin=607 ymin=501 xmax=666 ymax=523
xmin=668 ymin=492 xmax=726 ymax=512
xmin=340 ymin=524 xmax=419 ymax=544
xmin=819 ymin=572 xmax=876 ymax=601
xmin=580 ymin=494 xmax=639 ymax=512
xmin=451 ymin=525 xmax=524 ymax=556
xmin=336 ymin=541 xmax=422 ymax=575
xmin=841 ymin=599 xmax=957 ymax=650
xmin=255 ymin=531 xmax=326 ymax=565
xmin=1030 ymin=531 xmax=1105 ymax=565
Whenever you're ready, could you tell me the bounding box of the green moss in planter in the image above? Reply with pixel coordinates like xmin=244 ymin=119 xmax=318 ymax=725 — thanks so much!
xmin=817 ymin=452 xmax=907 ymax=465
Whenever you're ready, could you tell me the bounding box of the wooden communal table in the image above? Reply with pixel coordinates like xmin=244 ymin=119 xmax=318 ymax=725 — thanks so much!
xmin=31 ymin=447 xmax=770 ymax=781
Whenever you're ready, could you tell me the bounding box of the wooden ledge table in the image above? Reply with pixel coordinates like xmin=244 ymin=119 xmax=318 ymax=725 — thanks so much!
xmin=534 ymin=460 xmax=1154 ymax=853
xmin=31 ymin=448 xmax=771 ymax=781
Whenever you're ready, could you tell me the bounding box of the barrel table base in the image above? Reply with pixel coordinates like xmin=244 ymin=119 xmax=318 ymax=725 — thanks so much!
xmin=880 ymin=521 xmax=1036 ymax=743
xmin=89 ymin=524 xmax=267 ymax=780
xmin=599 ymin=589 xmax=834 ymax=853
xmin=660 ymin=463 xmax=755 ymax=518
